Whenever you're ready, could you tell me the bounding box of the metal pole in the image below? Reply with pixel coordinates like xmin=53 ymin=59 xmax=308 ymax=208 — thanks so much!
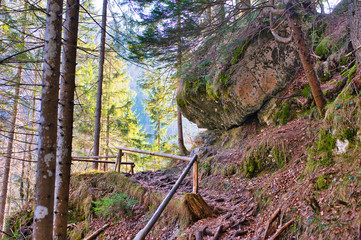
xmin=133 ymin=154 xmax=198 ymax=240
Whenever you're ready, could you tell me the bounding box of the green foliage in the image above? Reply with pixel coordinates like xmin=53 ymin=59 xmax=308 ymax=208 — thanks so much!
xmin=243 ymin=142 xmax=290 ymax=178
xmin=301 ymin=84 xmax=311 ymax=98
xmin=231 ymin=40 xmax=248 ymax=65
xmin=315 ymin=37 xmax=330 ymax=59
xmin=4 ymin=203 xmax=33 ymax=238
xmin=138 ymin=67 xmax=178 ymax=162
xmin=341 ymin=62 xmax=357 ymax=84
xmin=340 ymin=126 xmax=359 ymax=143
xmin=273 ymin=102 xmax=291 ymax=125
xmin=305 ymin=129 xmax=335 ymax=174
xmin=325 ymin=94 xmax=361 ymax=144
xmin=218 ymin=72 xmax=231 ymax=88
xmin=184 ymin=77 xmax=207 ymax=95
xmin=93 ymin=193 xmax=138 ymax=219
xmin=315 ymin=129 xmax=336 ymax=153
xmin=73 ymin=52 xmax=148 ymax=169
xmin=315 ymin=175 xmax=330 ymax=190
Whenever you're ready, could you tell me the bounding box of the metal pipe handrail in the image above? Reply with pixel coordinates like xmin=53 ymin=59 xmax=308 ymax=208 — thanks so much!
xmin=133 ymin=154 xmax=198 ymax=240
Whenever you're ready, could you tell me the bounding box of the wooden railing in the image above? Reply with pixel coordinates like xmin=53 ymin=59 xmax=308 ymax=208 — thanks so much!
xmin=71 ymin=155 xmax=135 ymax=174
xmin=115 ymin=147 xmax=198 ymax=193
xmin=73 ymin=147 xmax=200 ymax=240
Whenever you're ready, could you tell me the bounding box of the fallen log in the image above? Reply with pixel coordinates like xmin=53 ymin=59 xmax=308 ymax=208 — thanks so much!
xmin=83 ymin=223 xmax=110 ymax=240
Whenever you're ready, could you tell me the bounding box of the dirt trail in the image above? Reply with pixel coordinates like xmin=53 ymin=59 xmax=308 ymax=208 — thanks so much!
xmin=92 ymin=118 xmax=322 ymax=239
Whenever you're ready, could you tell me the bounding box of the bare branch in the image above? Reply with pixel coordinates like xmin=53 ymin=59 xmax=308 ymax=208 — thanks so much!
xmin=0 ymin=45 xmax=44 ymax=64
xmin=269 ymin=0 xmax=292 ymax=44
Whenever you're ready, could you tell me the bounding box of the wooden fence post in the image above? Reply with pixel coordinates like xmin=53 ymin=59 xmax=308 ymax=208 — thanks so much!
xmin=118 ymin=150 xmax=122 ymax=172
xmin=193 ymin=157 xmax=198 ymax=194
xmin=115 ymin=150 xmax=120 ymax=172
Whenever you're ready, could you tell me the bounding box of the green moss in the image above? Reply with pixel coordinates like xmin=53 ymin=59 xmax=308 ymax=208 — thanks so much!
xmin=340 ymin=126 xmax=359 ymax=143
xmin=183 ymin=77 xmax=207 ymax=95
xmin=218 ymin=72 xmax=231 ymax=88
xmin=221 ymin=165 xmax=237 ymax=177
xmin=243 ymin=142 xmax=290 ymax=178
xmin=316 ymin=129 xmax=336 ymax=153
xmin=93 ymin=193 xmax=138 ymax=219
xmin=301 ymin=84 xmax=311 ymax=98
xmin=315 ymin=36 xmax=330 ymax=59
xmin=342 ymin=62 xmax=357 ymax=85
xmin=206 ymin=82 xmax=220 ymax=99
xmin=315 ymin=175 xmax=330 ymax=190
xmin=177 ymin=96 xmax=188 ymax=108
xmin=273 ymin=102 xmax=291 ymax=125
xmin=200 ymin=157 xmax=214 ymax=177
xmin=231 ymin=40 xmax=248 ymax=65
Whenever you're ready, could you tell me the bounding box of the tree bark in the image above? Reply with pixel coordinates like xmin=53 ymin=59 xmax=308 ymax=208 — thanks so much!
xmin=93 ymin=0 xmax=108 ymax=170
xmin=105 ymin=110 xmax=110 ymax=171
xmin=285 ymin=1 xmax=326 ymax=115
xmin=350 ymin=0 xmax=361 ymax=89
xmin=19 ymin=131 xmax=28 ymax=207
xmin=177 ymin=106 xmax=189 ymax=156
xmin=26 ymin=92 xmax=37 ymax=204
xmin=176 ymin=6 xmax=189 ymax=156
xmin=350 ymin=0 xmax=361 ymax=64
xmin=0 ymin=65 xmax=21 ymax=234
xmin=53 ymin=0 xmax=79 ymax=239
xmin=32 ymin=0 xmax=63 ymax=239
xmin=5 ymin=174 xmax=13 ymax=219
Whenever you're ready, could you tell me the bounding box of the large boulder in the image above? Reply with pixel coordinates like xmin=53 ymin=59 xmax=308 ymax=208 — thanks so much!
xmin=177 ymin=28 xmax=300 ymax=130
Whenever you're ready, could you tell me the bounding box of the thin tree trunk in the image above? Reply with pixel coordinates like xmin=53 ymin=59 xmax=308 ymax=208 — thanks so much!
xmin=0 ymin=66 xmax=21 ymax=233
xmin=176 ymin=2 xmax=189 ymax=156
xmin=32 ymin=0 xmax=63 ymax=239
xmin=26 ymin=92 xmax=36 ymax=203
xmin=350 ymin=0 xmax=361 ymax=64
xmin=105 ymin=110 xmax=110 ymax=171
xmin=53 ymin=0 xmax=79 ymax=239
xmin=5 ymin=174 xmax=13 ymax=219
xmin=93 ymin=0 xmax=108 ymax=170
xmin=177 ymin=107 xmax=188 ymax=155
xmin=350 ymin=0 xmax=361 ymax=88
xmin=285 ymin=1 xmax=326 ymax=115
xmin=20 ymin=132 xmax=28 ymax=206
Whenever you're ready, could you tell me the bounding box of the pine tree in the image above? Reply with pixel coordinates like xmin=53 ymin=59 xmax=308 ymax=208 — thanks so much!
xmin=53 ymin=0 xmax=80 ymax=238
xmin=32 ymin=0 xmax=63 ymax=238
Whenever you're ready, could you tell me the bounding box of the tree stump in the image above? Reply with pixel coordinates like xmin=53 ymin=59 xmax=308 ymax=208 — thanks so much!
xmin=182 ymin=193 xmax=213 ymax=223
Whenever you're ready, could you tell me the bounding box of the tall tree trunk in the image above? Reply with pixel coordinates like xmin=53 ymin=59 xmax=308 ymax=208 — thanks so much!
xmin=350 ymin=0 xmax=361 ymax=88
xmin=53 ymin=0 xmax=79 ymax=239
xmin=32 ymin=0 xmax=63 ymax=239
xmin=285 ymin=1 xmax=326 ymax=115
xmin=5 ymin=174 xmax=13 ymax=219
xmin=0 ymin=66 xmax=21 ymax=233
xmin=26 ymin=92 xmax=37 ymax=203
xmin=105 ymin=110 xmax=110 ymax=171
xmin=93 ymin=0 xmax=108 ymax=170
xmin=177 ymin=107 xmax=188 ymax=155
xmin=20 ymin=132 xmax=28 ymax=207
xmin=176 ymin=2 xmax=189 ymax=156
